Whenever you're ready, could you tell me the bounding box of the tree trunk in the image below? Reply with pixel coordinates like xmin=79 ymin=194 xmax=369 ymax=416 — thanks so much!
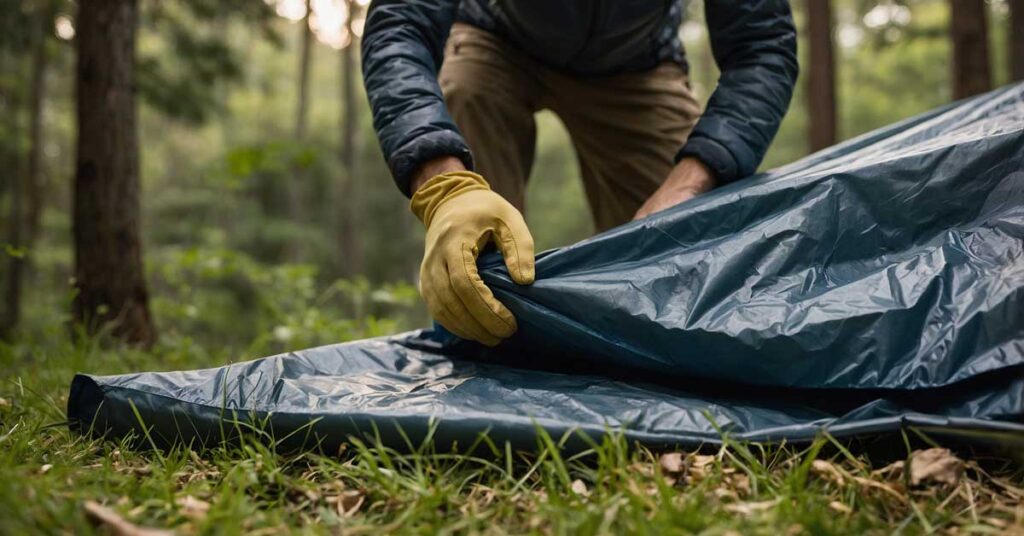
xmin=25 ymin=0 xmax=51 ymax=246
xmin=1 ymin=1 xmax=50 ymax=339
xmin=73 ymin=0 xmax=156 ymax=346
xmin=950 ymin=0 xmax=992 ymax=99
xmin=1011 ymin=0 xmax=1024 ymax=81
xmin=806 ymin=0 xmax=837 ymax=152
xmin=295 ymin=0 xmax=313 ymax=141
xmin=335 ymin=1 xmax=363 ymax=278
xmin=1 ymin=116 xmax=23 ymax=340
xmin=287 ymin=0 xmax=314 ymax=262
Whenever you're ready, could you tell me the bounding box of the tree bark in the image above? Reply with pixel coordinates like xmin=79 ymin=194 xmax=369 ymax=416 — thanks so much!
xmin=1011 ymin=0 xmax=1024 ymax=81
xmin=1 ymin=1 xmax=50 ymax=339
xmin=73 ymin=0 xmax=156 ymax=346
xmin=25 ymin=0 xmax=51 ymax=246
xmin=950 ymin=0 xmax=992 ymax=99
xmin=288 ymin=0 xmax=314 ymax=262
xmin=1 ymin=114 xmax=23 ymax=340
xmin=295 ymin=0 xmax=313 ymax=141
xmin=335 ymin=0 xmax=363 ymax=277
xmin=806 ymin=0 xmax=837 ymax=152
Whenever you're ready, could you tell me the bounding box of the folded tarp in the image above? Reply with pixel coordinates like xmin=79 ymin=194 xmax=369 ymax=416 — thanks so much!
xmin=69 ymin=84 xmax=1024 ymax=451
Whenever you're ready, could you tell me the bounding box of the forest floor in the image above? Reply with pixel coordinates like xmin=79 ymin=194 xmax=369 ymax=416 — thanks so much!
xmin=1 ymin=329 xmax=1023 ymax=534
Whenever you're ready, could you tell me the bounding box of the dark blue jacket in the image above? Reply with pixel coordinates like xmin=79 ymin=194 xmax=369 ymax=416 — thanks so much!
xmin=362 ymin=0 xmax=799 ymax=196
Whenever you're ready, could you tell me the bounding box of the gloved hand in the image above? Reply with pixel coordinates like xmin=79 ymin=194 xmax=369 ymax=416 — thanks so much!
xmin=411 ymin=171 xmax=535 ymax=346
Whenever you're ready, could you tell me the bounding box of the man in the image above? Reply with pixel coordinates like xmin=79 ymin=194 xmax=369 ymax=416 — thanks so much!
xmin=362 ymin=1 xmax=798 ymax=346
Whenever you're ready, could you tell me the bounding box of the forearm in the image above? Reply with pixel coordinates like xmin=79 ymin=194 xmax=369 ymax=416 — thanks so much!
xmin=681 ymin=0 xmax=798 ymax=182
xmin=362 ymin=0 xmax=472 ymax=196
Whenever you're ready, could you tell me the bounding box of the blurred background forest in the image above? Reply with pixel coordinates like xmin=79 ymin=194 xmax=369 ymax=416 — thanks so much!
xmin=1 ymin=0 xmax=1022 ymax=359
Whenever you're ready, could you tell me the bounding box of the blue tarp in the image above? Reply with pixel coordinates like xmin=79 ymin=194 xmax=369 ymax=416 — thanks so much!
xmin=69 ymin=84 xmax=1024 ymax=451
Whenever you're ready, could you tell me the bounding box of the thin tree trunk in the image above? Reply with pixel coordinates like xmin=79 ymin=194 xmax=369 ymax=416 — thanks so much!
xmin=26 ymin=0 xmax=50 ymax=246
xmin=288 ymin=0 xmax=314 ymax=262
xmin=806 ymin=0 xmax=837 ymax=152
xmin=1 ymin=1 xmax=50 ymax=339
xmin=1011 ymin=0 xmax=1024 ymax=81
xmin=1 ymin=114 xmax=23 ymax=340
xmin=73 ymin=0 xmax=156 ymax=346
xmin=335 ymin=1 xmax=362 ymax=278
xmin=950 ymin=0 xmax=992 ymax=99
xmin=295 ymin=0 xmax=313 ymax=141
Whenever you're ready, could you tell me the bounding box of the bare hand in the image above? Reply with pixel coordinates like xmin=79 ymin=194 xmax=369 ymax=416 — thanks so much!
xmin=633 ymin=157 xmax=716 ymax=220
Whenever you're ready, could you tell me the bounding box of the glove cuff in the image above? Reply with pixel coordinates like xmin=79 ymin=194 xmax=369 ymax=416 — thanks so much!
xmin=410 ymin=171 xmax=492 ymax=227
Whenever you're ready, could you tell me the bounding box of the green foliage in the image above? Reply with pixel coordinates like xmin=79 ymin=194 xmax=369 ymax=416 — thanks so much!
xmin=137 ymin=0 xmax=280 ymax=124
xmin=147 ymin=244 xmax=425 ymax=356
xmin=837 ymin=0 xmax=953 ymax=139
xmin=2 ymin=243 xmax=26 ymax=258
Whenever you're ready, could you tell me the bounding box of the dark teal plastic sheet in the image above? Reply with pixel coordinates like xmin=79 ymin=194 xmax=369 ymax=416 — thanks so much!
xmin=68 ymin=84 xmax=1024 ymax=450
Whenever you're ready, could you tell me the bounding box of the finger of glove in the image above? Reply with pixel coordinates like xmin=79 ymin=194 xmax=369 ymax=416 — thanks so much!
xmin=494 ymin=217 xmax=535 ymax=285
xmin=447 ymin=245 xmax=517 ymax=341
xmin=422 ymin=281 xmax=499 ymax=346
xmin=420 ymin=276 xmax=474 ymax=340
xmin=440 ymin=280 xmax=504 ymax=347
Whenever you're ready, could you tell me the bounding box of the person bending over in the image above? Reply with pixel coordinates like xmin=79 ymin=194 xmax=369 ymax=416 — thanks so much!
xmin=361 ymin=0 xmax=798 ymax=345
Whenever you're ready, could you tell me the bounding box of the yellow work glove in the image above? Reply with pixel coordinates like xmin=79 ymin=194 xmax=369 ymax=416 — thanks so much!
xmin=411 ymin=171 xmax=535 ymax=346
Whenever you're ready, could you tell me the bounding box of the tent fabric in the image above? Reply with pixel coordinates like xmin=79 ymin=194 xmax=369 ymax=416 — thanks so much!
xmin=68 ymin=84 xmax=1024 ymax=451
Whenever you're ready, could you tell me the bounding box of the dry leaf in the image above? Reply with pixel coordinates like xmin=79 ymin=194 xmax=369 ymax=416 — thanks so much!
xmin=909 ymin=448 xmax=963 ymax=488
xmin=40 ymin=464 xmax=53 ymax=475
xmin=714 ymin=487 xmax=739 ymax=501
xmin=571 ymin=479 xmax=590 ymax=497
xmin=686 ymin=454 xmax=716 ymax=482
xmin=336 ymin=490 xmax=364 ymax=517
xmin=811 ymin=459 xmax=845 ymax=486
xmin=659 ymin=452 xmax=686 ymax=475
xmin=723 ymin=499 xmax=779 ymax=515
xmin=175 ymin=495 xmax=210 ymax=519
xmin=827 ymin=502 xmax=851 ymax=514
xmin=83 ymin=501 xmax=174 ymax=536
xmin=461 ymin=485 xmax=499 ymax=515
xmin=628 ymin=462 xmax=655 ymax=478
xmin=0 ymin=397 xmax=9 ymax=408
xmin=872 ymin=460 xmax=904 ymax=479
xmin=302 ymin=488 xmax=320 ymax=503
xmin=852 ymin=476 xmax=908 ymax=503
xmin=691 ymin=455 xmax=715 ymax=469
xmin=729 ymin=474 xmax=751 ymax=497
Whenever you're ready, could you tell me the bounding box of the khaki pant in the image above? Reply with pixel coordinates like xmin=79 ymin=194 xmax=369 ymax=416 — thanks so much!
xmin=439 ymin=23 xmax=702 ymax=231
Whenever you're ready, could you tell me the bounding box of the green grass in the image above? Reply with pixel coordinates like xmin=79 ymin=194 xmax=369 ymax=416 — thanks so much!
xmin=1 ymin=328 xmax=1022 ymax=534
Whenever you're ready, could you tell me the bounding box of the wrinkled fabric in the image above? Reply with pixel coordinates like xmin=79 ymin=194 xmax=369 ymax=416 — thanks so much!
xmin=361 ymin=0 xmax=798 ymax=194
xmin=481 ymin=83 xmax=1024 ymax=391
xmin=69 ymin=85 xmax=1024 ymax=451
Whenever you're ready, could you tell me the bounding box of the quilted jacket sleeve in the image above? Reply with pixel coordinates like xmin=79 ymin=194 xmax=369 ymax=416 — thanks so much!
xmin=676 ymin=0 xmax=799 ymax=183
xmin=361 ymin=0 xmax=473 ymax=197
